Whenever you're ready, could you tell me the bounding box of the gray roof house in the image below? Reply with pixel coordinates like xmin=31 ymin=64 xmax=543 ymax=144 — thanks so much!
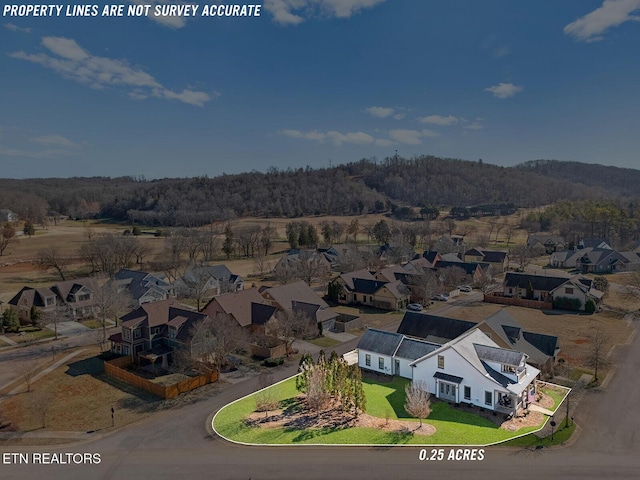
xmin=112 ymin=269 xmax=175 ymax=307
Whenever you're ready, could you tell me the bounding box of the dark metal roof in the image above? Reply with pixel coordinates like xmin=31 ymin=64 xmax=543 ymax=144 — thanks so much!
xmin=395 ymin=337 xmax=440 ymax=360
xmin=357 ymin=328 xmax=403 ymax=356
xmin=397 ymin=312 xmax=476 ymax=343
xmin=434 ymin=261 xmax=485 ymax=275
xmin=480 ymin=361 xmax=512 ymax=388
xmin=434 ymin=372 xmax=463 ymax=384
xmin=251 ymin=302 xmax=278 ymax=326
xmin=503 ymin=272 xmax=569 ymax=292
xmin=522 ymin=331 xmax=559 ymax=357
xmin=481 ymin=251 xmax=507 ymax=263
xmin=352 ymin=278 xmax=388 ymax=295
xmin=474 ymin=344 xmax=524 ymax=367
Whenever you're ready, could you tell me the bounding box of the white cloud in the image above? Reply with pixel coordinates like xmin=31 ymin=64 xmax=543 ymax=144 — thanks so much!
xmin=10 ymin=37 xmax=213 ymax=107
xmin=392 ymin=113 xmax=405 ymax=120
xmin=387 ymin=129 xmax=440 ymax=145
xmin=280 ymin=129 xmax=374 ymax=145
xmin=484 ymin=82 xmax=524 ymax=99
xmin=265 ymin=0 xmax=386 ymax=25
xmin=417 ymin=114 xmax=460 ymax=126
xmin=31 ymin=135 xmax=80 ymax=148
xmin=564 ymin=0 xmax=640 ymax=42
xmin=366 ymin=106 xmax=395 ymax=118
xmin=464 ymin=122 xmax=484 ymax=131
xmin=129 ymin=1 xmax=189 ymax=29
xmin=374 ymin=138 xmax=395 ymax=147
xmin=492 ymin=46 xmax=511 ymax=58
xmin=421 ymin=128 xmax=440 ymax=138
xmin=4 ymin=23 xmax=32 ymax=33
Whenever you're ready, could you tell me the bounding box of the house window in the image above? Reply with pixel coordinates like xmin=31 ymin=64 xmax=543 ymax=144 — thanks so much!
xmin=45 ymin=297 xmax=55 ymax=306
xmin=485 ymin=391 xmax=492 ymax=406
xmin=437 ymin=355 xmax=444 ymax=369
xmin=151 ymin=327 xmax=160 ymax=335
xmin=122 ymin=328 xmax=131 ymax=340
xmin=378 ymin=357 xmax=384 ymax=370
xmin=134 ymin=329 xmax=141 ymax=339
xmin=464 ymin=386 xmax=471 ymax=400
xmin=502 ymin=365 xmax=516 ymax=374
xmin=365 ymin=354 xmax=371 ymax=366
xmin=169 ymin=327 xmax=177 ymax=339
xmin=565 ymin=287 xmax=574 ymax=294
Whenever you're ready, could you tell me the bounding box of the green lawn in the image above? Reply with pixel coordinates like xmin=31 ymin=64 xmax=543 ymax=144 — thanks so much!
xmin=213 ymin=376 xmax=542 ymax=446
xmin=6 ymin=327 xmax=56 ymax=344
xmin=79 ymin=319 xmax=102 ymax=329
xmin=501 ymin=422 xmax=576 ymax=448
xmin=539 ymin=384 xmax=570 ymax=413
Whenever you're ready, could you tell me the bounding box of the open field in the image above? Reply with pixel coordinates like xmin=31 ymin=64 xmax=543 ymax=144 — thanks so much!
xmin=0 ymin=346 xmax=229 ymax=436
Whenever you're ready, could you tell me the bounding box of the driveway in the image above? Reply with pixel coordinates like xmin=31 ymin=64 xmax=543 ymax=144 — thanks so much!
xmin=47 ymin=321 xmax=93 ymax=337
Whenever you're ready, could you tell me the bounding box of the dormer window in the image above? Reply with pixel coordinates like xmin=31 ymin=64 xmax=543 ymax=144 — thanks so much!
xmin=502 ymin=365 xmax=516 ymax=374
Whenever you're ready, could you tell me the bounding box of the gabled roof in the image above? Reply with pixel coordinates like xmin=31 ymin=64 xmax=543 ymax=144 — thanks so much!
xmin=578 ymin=248 xmax=627 ymax=268
xmin=439 ymin=253 xmax=462 ymax=263
xmin=377 ymin=265 xmax=407 ymax=283
xmin=403 ymin=257 xmax=434 ymax=274
xmin=120 ymin=298 xmax=180 ymax=328
xmin=201 ymin=288 xmax=267 ymax=327
xmin=8 ymin=286 xmax=56 ymax=308
xmin=474 ymin=343 xmax=524 ymax=367
xmin=357 ymin=328 xmax=403 ymax=356
xmin=336 ymin=269 xmax=376 ymax=290
xmin=113 ymin=269 xmax=173 ymax=301
xmin=264 ymin=280 xmax=329 ymax=310
xmin=422 ymin=251 xmax=440 ymax=264
xmin=503 ymin=272 xmax=571 ymax=292
xmin=382 ymin=280 xmax=411 ymax=299
xmin=395 ymin=337 xmax=440 ymax=360
xmin=479 ymin=309 xmax=559 ymax=365
xmin=434 ymin=261 xmax=487 ymax=275
xmin=352 ymin=278 xmax=387 ymax=295
xmin=251 ymin=302 xmax=278 ymax=326
xmin=397 ymin=312 xmax=476 ymax=344
xmin=481 ymin=251 xmax=507 ymax=263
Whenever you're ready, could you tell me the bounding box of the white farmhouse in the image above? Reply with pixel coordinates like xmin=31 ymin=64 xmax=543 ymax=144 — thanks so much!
xmin=409 ymin=329 xmax=540 ymax=416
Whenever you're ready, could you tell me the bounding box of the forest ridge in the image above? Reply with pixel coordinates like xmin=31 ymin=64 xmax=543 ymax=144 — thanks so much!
xmin=0 ymin=156 xmax=638 ymax=226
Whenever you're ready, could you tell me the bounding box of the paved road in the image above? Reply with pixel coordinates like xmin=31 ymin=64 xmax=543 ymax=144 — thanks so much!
xmin=1 ymin=311 xmax=638 ymax=480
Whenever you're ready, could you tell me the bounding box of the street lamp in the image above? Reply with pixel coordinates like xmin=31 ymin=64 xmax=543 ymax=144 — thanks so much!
xmin=550 ymin=416 xmax=556 ymax=441
xmin=111 ymin=406 xmax=115 ymax=427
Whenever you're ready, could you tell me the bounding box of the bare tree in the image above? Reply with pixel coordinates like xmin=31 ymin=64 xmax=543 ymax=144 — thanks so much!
xmin=38 ymin=247 xmax=69 ymax=281
xmin=179 ymin=266 xmax=213 ymax=311
xmin=410 ymin=270 xmax=438 ymax=304
xmin=274 ymin=252 xmax=330 ymax=286
xmin=267 ymin=310 xmax=317 ymax=357
xmin=29 ymin=390 xmax=54 ymax=428
xmin=404 ymin=380 xmax=432 ymax=428
xmin=306 ymin=366 xmax=330 ymax=418
xmin=19 ymin=360 xmax=40 ymax=393
xmin=93 ymin=278 xmax=132 ymax=350
xmin=440 ymin=266 xmax=468 ymax=289
xmin=475 ymin=231 xmax=491 ymax=249
xmin=585 ymin=328 xmax=609 ymax=383
xmin=44 ymin=303 xmax=69 ymax=341
xmin=512 ymin=244 xmax=534 ymax=271
xmin=254 ymin=373 xmax=279 ymax=419
xmin=0 ymin=224 xmax=16 ymax=256
xmin=474 ymin=267 xmax=498 ymax=295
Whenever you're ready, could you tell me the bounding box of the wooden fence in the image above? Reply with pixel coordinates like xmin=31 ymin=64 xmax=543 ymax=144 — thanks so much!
xmin=484 ymin=294 xmax=552 ymax=310
xmin=103 ymin=357 xmax=218 ymax=399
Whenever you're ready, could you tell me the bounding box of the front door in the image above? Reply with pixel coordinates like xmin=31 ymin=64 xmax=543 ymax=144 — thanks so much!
xmin=439 ymin=382 xmax=457 ymax=402
xmin=394 ymin=360 xmax=400 ymax=376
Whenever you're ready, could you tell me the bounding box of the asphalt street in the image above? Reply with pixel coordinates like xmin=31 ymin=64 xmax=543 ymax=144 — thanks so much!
xmin=1 ymin=303 xmax=638 ymax=480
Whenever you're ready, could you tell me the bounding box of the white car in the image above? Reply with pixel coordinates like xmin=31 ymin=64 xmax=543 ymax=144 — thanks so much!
xmin=407 ymin=303 xmax=424 ymax=311
xmin=458 ymin=285 xmax=472 ymax=293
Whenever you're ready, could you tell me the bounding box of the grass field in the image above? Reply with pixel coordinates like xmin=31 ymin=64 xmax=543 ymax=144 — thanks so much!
xmin=213 ymin=376 xmax=542 ymax=446
xmin=306 ymin=336 xmax=341 ymax=348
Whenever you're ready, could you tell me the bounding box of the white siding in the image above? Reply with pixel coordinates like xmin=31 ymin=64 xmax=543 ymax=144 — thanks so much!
xmin=412 ymin=348 xmax=508 ymax=411
xmin=394 ymin=357 xmax=414 ymax=379
xmin=358 ymin=349 xmax=393 ymax=375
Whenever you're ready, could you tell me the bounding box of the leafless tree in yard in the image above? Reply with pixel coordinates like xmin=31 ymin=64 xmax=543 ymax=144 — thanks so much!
xmin=0 ymin=223 xmax=16 ymax=256
xmin=474 ymin=231 xmax=491 ymax=249
xmin=585 ymin=328 xmax=609 ymax=383
xmin=474 ymin=267 xmax=498 ymax=295
xmin=410 ymin=270 xmax=438 ymax=304
xmin=404 ymin=380 xmax=431 ymax=428
xmin=267 ymin=310 xmax=317 ymax=357
xmin=179 ymin=265 xmax=213 ymax=311
xmin=38 ymin=247 xmax=70 ymax=281
xmin=29 ymin=390 xmax=54 ymax=428
xmin=512 ymin=244 xmax=534 ymax=271
xmin=19 ymin=360 xmax=40 ymax=393
xmin=93 ymin=278 xmax=132 ymax=350
xmin=44 ymin=303 xmax=70 ymax=341
xmin=440 ymin=266 xmax=468 ymax=289
xmin=254 ymin=373 xmax=279 ymax=419
xmin=306 ymin=366 xmax=330 ymax=418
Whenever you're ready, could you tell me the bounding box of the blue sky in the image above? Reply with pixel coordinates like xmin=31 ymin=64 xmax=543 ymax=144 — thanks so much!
xmin=2 ymin=0 xmax=640 ymax=178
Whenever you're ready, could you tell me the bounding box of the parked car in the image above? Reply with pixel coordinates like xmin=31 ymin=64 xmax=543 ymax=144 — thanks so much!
xmin=432 ymin=293 xmax=449 ymax=301
xmin=407 ymin=303 xmax=424 ymax=311
xmin=458 ymin=285 xmax=472 ymax=293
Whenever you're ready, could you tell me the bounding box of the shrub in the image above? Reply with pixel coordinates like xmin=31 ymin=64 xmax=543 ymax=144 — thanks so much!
xmin=553 ymin=296 xmax=582 ymax=311
xmin=263 ymin=357 xmax=284 ymax=367
xmin=132 ymin=226 xmax=141 ymax=236
xmin=585 ymin=299 xmax=596 ymax=314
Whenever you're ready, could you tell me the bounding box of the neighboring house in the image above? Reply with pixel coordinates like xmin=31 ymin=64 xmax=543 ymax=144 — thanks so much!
xmin=403 ymin=256 xmax=438 ymax=274
xmin=376 ymin=243 xmax=419 ymax=264
xmin=50 ymin=278 xmax=99 ymax=319
xmin=549 ymin=249 xmax=587 ymax=269
xmin=578 ymin=238 xmax=612 ymax=250
xmin=200 ymin=288 xmax=278 ymax=334
xmin=577 ymin=248 xmax=632 ymax=274
xmin=357 ymin=328 xmax=439 ymax=378
xmin=332 ymin=269 xmax=377 ymax=304
xmin=334 ymin=274 xmax=410 ymax=311
xmin=439 ymin=253 xmax=463 ymax=263
xmin=526 ymin=234 xmax=566 ymax=254
xmin=262 ymin=280 xmax=338 ymax=331
xmin=502 ymin=272 xmax=603 ymax=310
xmin=112 ymin=269 xmax=175 ymax=307
xmin=474 ymin=309 xmax=560 ymax=374
xmin=397 ymin=312 xmax=476 ymax=344
xmin=375 ymin=265 xmax=407 ymax=283
xmin=174 ymin=264 xmax=243 ymax=298
xmin=463 ymin=248 xmax=508 ymax=273
xmin=0 ymin=209 xmax=18 ymax=223
xmin=109 ymin=298 xmax=207 ymax=366
xmin=410 ymin=329 xmax=540 ymax=417
xmin=433 ymin=260 xmax=491 ymax=284
xmin=8 ymin=286 xmax=57 ymax=323
xmin=273 ymin=249 xmax=332 ymax=281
